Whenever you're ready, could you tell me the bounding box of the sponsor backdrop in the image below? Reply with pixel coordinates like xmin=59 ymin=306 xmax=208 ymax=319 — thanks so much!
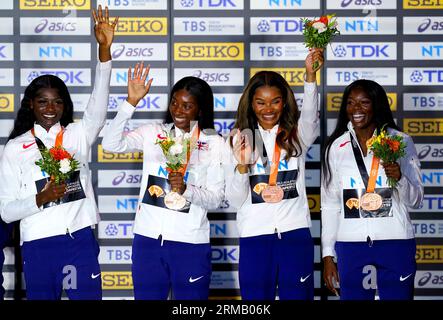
xmin=0 ymin=0 xmax=442 ymax=300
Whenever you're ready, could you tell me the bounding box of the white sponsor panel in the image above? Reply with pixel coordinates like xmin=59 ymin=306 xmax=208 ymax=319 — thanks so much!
xmin=416 ymin=144 xmax=443 ymax=162
xmin=98 ymin=195 xmax=139 ymax=213
xmin=0 ymin=43 xmax=14 ymax=61
xmin=98 ymin=221 xmax=134 ymax=239
xmin=0 ymin=69 xmax=13 ymax=86
xmin=250 ymin=17 xmax=305 ymax=35
xmin=71 ymin=94 xmax=92 ymax=112
xmin=99 ymin=119 xmax=162 ymax=137
xmin=110 ymin=43 xmax=168 ymax=61
xmin=214 ymin=93 xmax=241 ymax=112
xmin=21 ymin=68 xmax=91 ymax=86
xmin=111 ymin=68 xmax=168 ymax=87
xmin=311 ymin=220 xmax=320 ymax=238
xmin=0 ymin=120 xmax=14 ymax=138
xmin=306 ymin=169 xmax=320 ymax=187
xmin=327 ymin=0 xmax=397 ymax=9
xmin=214 ymin=118 xmax=235 ymax=136
xmin=98 ymin=170 xmax=143 ymax=188
xmin=404 ymin=68 xmax=443 ymax=86
xmin=306 ymin=144 xmax=320 ymax=162
xmin=0 ymin=0 xmax=13 ymax=9
xmin=415 ymin=271 xmax=443 ymax=289
xmin=314 ymin=245 xmax=321 ymax=264
xmin=327 ymin=68 xmax=397 ymax=86
xmin=174 ymin=0 xmax=244 ymax=10
xmin=337 ymin=17 xmax=397 ymax=35
xmin=174 ymin=17 xmax=244 ymax=35
xmin=210 ymin=220 xmax=239 ymax=238
xmin=212 ymin=245 xmax=238 ymax=264
xmin=20 ymin=17 xmax=91 ymax=35
xmin=211 ymin=199 xmax=235 ymax=213
xmin=97 ymin=0 xmax=167 ymax=10
xmin=328 ymin=42 xmax=396 ymax=60
xmin=411 ymin=195 xmax=443 ymax=213
xmin=210 ymin=271 xmax=239 ymax=289
xmin=413 ymin=220 xmax=443 ymax=238
xmin=327 ymin=118 xmax=337 ymax=136
xmin=403 ymin=42 xmax=443 ymax=60
xmin=250 ymin=42 xmax=308 ymax=61
xmin=108 ymin=93 xmax=168 ymax=112
xmin=175 ymin=68 xmax=244 ymax=86
xmin=0 ymin=18 xmax=13 ymax=35
xmin=421 ymin=169 xmax=443 ymax=187
xmin=403 ymin=17 xmax=443 ymax=35
xmin=251 ymin=0 xmax=320 ymax=9
xmin=99 ymin=246 xmax=133 ymax=264
xmin=403 ymin=93 xmax=443 ymax=111
xmin=20 ymin=43 xmax=91 ymax=61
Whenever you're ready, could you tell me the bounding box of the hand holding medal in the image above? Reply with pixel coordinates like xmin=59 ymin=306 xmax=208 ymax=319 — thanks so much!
xmin=261 ymin=128 xmax=284 ymax=203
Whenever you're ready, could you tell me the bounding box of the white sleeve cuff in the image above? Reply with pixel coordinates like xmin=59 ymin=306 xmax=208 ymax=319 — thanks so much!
xmin=322 ymin=246 xmax=336 ymax=259
xmin=120 ymin=100 xmax=137 ymax=116
xmin=97 ymin=60 xmax=112 ymax=70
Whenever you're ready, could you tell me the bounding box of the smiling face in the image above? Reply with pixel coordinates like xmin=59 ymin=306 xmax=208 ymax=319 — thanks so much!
xmin=169 ymin=89 xmax=200 ymax=132
xmin=30 ymin=88 xmax=64 ymax=131
xmin=252 ymin=85 xmax=284 ymax=130
xmin=346 ymin=87 xmax=375 ymax=131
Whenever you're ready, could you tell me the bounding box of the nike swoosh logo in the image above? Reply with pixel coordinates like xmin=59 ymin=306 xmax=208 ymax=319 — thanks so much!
xmin=91 ymin=273 xmax=101 ymax=279
xmin=339 ymin=141 xmax=351 ymax=148
xmin=400 ymin=273 xmax=413 ymax=281
xmin=189 ymin=276 xmax=204 ymax=283
xmin=300 ymin=274 xmax=311 ymax=283
xmin=23 ymin=142 xmax=36 ymax=149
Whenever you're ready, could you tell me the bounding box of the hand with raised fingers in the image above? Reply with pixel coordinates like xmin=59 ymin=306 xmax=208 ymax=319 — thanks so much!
xmin=305 ymin=48 xmax=324 ymax=82
xmin=92 ymin=5 xmax=119 ymax=61
xmin=126 ymin=62 xmax=154 ymax=108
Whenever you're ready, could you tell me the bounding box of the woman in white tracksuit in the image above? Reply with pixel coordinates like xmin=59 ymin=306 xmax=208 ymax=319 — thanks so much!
xmin=321 ymin=79 xmax=424 ymax=300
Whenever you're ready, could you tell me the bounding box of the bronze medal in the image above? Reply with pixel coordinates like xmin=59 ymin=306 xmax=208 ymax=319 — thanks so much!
xmin=164 ymin=191 xmax=186 ymax=210
xmin=360 ymin=192 xmax=382 ymax=211
xmin=262 ymin=185 xmax=284 ymax=203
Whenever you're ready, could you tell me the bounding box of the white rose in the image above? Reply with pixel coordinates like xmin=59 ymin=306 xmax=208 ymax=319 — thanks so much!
xmin=312 ymin=21 xmax=327 ymax=33
xmin=183 ymin=132 xmax=191 ymax=140
xmin=169 ymin=144 xmax=183 ymax=156
xmin=59 ymin=158 xmax=71 ymax=174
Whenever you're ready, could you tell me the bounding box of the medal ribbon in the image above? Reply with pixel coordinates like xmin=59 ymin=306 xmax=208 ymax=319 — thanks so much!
xmin=268 ymin=128 xmax=282 ymax=186
xmin=31 ymin=127 xmax=65 ymax=149
xmin=349 ymin=133 xmax=380 ymax=193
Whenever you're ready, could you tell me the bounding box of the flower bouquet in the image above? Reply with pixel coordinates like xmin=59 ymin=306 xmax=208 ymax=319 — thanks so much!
xmin=302 ymin=14 xmax=340 ymax=69
xmin=35 ymin=146 xmax=80 ymax=185
xmin=155 ymin=130 xmax=191 ymax=210
xmin=366 ymin=127 xmax=407 ymax=188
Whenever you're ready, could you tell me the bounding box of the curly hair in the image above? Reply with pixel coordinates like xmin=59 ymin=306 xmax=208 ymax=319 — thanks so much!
xmin=8 ymin=75 xmax=74 ymax=141
xmin=232 ymin=71 xmax=302 ymax=160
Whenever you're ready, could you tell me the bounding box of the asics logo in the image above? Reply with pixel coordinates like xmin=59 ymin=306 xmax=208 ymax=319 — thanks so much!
xmin=189 ymin=276 xmax=204 ymax=283
xmin=23 ymin=142 xmax=36 ymax=149
xmin=400 ymin=273 xmax=413 ymax=282
xmin=300 ymin=274 xmax=311 ymax=283
xmin=91 ymin=273 xmax=101 ymax=279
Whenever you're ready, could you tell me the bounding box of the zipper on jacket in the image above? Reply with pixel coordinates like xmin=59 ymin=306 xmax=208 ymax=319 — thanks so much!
xmin=275 ymin=228 xmax=281 ymax=239
xmin=158 ymin=234 xmax=164 ymax=246
xmin=67 ymin=228 xmax=74 ymax=239
xmin=367 ymin=236 xmax=373 ymax=247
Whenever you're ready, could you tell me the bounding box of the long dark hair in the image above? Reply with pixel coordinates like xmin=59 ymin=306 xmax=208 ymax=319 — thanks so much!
xmin=165 ymin=76 xmax=214 ymax=131
xmin=8 ymin=75 xmax=74 ymax=141
xmin=321 ymin=79 xmax=400 ymax=186
xmin=232 ymin=71 xmax=302 ymax=160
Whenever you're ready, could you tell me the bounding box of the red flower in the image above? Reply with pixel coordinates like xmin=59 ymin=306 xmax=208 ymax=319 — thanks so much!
xmin=387 ymin=139 xmax=400 ymax=152
xmin=157 ymin=134 xmax=167 ymax=140
xmin=319 ymin=16 xmax=328 ymax=25
xmin=49 ymin=147 xmax=72 ymax=161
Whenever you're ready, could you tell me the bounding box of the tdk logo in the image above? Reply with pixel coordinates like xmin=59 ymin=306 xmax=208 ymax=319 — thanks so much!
xmin=256 ymin=18 xmax=304 ymax=33
xmin=26 ymin=70 xmax=85 ymax=85
xmin=108 ymin=95 xmax=162 ymax=110
xmin=418 ymin=18 xmax=443 ymax=33
xmin=39 ymin=46 xmax=72 ymax=58
xmin=332 ymin=43 xmax=393 ymax=59
xmin=179 ymin=0 xmax=238 ymax=8
xmin=410 ymin=70 xmax=443 ymax=83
